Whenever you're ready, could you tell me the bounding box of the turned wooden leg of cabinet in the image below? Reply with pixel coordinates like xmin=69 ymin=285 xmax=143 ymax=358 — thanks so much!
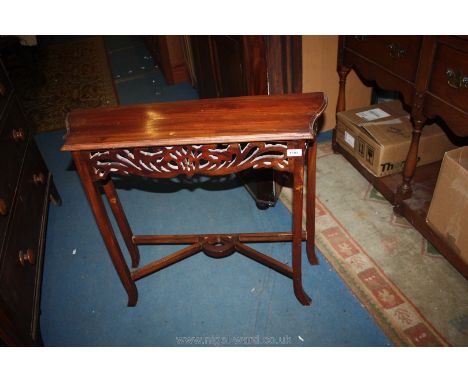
xmin=333 ymin=65 xmax=351 ymax=152
xmin=292 ymin=144 xmax=312 ymax=306
xmin=306 ymin=140 xmax=319 ymax=265
xmin=394 ymin=118 xmax=426 ymax=214
xmin=72 ymin=152 xmax=138 ymax=307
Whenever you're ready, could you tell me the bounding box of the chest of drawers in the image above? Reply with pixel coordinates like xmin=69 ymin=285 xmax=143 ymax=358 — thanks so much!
xmin=0 ymin=60 xmax=60 ymax=346
xmin=334 ymin=35 xmax=468 ymax=277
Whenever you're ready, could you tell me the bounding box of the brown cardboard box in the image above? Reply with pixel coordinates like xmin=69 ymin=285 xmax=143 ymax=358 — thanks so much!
xmin=336 ymin=101 xmax=456 ymax=177
xmin=427 ymin=147 xmax=468 ymax=264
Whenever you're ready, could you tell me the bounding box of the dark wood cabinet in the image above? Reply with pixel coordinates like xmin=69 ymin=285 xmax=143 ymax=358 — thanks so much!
xmin=144 ymin=36 xmax=190 ymax=85
xmin=189 ymin=35 xmax=302 ymax=208
xmin=335 ymin=35 xmax=468 ymax=277
xmin=210 ymin=36 xmax=246 ymax=97
xmin=190 ymin=36 xmax=246 ymax=98
xmin=0 ymin=59 xmax=60 ymax=346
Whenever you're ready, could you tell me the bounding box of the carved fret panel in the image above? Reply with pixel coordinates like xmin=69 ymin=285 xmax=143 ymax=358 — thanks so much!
xmin=87 ymin=142 xmax=296 ymax=179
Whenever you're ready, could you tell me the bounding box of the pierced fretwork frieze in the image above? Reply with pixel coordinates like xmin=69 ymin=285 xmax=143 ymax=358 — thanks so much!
xmin=87 ymin=142 xmax=295 ymax=179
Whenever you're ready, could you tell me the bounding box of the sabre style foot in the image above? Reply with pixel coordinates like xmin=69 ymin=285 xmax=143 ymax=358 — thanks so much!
xmin=306 ymin=242 xmax=319 ymax=265
xmin=294 ymin=281 xmax=312 ymax=306
xmin=126 ymin=287 xmax=138 ymax=307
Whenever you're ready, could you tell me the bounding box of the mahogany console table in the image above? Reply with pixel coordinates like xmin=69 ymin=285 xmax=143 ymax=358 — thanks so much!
xmin=62 ymin=93 xmax=327 ymax=306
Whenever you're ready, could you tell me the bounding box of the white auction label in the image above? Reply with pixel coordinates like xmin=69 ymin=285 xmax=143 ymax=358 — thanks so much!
xmin=356 ymin=108 xmax=391 ymax=121
xmin=287 ymin=149 xmax=302 ymax=157
xmin=344 ymin=131 xmax=355 ymax=148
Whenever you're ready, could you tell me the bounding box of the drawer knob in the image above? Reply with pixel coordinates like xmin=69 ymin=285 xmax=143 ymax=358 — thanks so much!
xmin=446 ymin=67 xmax=468 ymax=89
xmin=11 ymin=128 xmax=26 ymax=142
xmin=388 ymin=43 xmax=406 ymax=59
xmin=353 ymin=36 xmax=368 ymax=41
xmin=18 ymin=249 xmax=35 ymax=266
xmin=0 ymin=82 xmax=6 ymax=96
xmin=0 ymin=198 xmax=8 ymax=216
xmin=33 ymin=172 xmax=46 ymax=185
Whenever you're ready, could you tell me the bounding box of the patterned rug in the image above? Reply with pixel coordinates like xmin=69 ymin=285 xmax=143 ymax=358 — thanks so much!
xmin=280 ymin=141 xmax=468 ymax=346
xmin=19 ymin=36 xmax=118 ymax=132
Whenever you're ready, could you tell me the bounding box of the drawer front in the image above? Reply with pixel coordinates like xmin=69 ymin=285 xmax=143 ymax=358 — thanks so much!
xmin=429 ymin=42 xmax=468 ymax=115
xmin=345 ymin=36 xmax=422 ymax=82
xmin=0 ymin=63 xmax=12 ymax=119
xmin=0 ymin=100 xmax=30 ymax=240
xmin=0 ymin=142 xmax=49 ymax=337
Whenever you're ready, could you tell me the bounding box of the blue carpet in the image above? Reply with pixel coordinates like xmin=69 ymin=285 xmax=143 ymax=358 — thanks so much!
xmin=106 ymin=35 xmax=198 ymax=105
xmin=35 ymin=36 xmax=391 ymax=346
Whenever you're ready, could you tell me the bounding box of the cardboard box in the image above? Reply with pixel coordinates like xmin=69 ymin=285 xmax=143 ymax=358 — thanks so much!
xmin=427 ymin=147 xmax=468 ymax=264
xmin=336 ymin=101 xmax=456 ymax=177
